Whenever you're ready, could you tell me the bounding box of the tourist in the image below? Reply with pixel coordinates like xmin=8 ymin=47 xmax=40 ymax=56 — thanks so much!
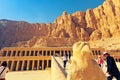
xmin=38 ymin=66 xmax=42 ymax=70
xmin=0 ymin=61 xmax=9 ymax=80
xmin=34 ymin=67 xmax=37 ymax=70
xmin=97 ymin=55 xmax=104 ymax=68
xmin=62 ymin=54 xmax=68 ymax=69
xmin=103 ymin=52 xmax=120 ymax=80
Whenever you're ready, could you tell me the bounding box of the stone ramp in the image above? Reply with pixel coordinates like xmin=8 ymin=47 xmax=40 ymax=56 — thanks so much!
xmin=6 ymin=70 xmax=51 ymax=80
xmin=54 ymin=57 xmax=70 ymax=73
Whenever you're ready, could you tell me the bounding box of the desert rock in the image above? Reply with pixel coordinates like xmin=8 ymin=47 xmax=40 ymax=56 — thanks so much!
xmin=0 ymin=0 xmax=120 ymax=49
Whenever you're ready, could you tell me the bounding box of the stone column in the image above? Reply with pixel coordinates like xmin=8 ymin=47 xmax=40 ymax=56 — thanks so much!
xmin=41 ymin=50 xmax=43 ymax=56
xmin=28 ymin=51 xmax=30 ymax=56
xmin=49 ymin=50 xmax=51 ymax=56
xmin=15 ymin=51 xmax=18 ymax=56
xmin=46 ymin=50 xmax=47 ymax=56
xmin=27 ymin=61 xmax=30 ymax=70
xmin=16 ymin=61 xmax=19 ymax=71
xmin=21 ymin=61 xmax=25 ymax=71
xmin=32 ymin=60 xmax=34 ymax=70
xmin=46 ymin=60 xmax=48 ymax=68
xmin=29 ymin=51 xmax=31 ymax=56
xmin=70 ymin=50 xmax=72 ymax=55
xmin=10 ymin=61 xmax=14 ymax=71
xmin=16 ymin=51 xmax=20 ymax=56
xmin=19 ymin=51 xmax=22 ymax=56
xmin=36 ymin=60 xmax=39 ymax=70
xmin=67 ymin=51 xmax=70 ymax=60
xmin=64 ymin=50 xmax=65 ymax=56
xmin=33 ymin=50 xmax=35 ymax=56
xmin=37 ymin=51 xmax=39 ymax=56
xmin=46 ymin=50 xmax=48 ymax=56
xmin=24 ymin=51 xmax=27 ymax=56
xmin=42 ymin=60 xmax=44 ymax=70
xmin=53 ymin=51 xmax=55 ymax=56
xmin=51 ymin=51 xmax=52 ymax=56
xmin=60 ymin=50 xmax=62 ymax=57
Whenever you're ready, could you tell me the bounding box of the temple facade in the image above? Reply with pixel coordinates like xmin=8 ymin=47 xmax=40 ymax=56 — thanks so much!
xmin=0 ymin=47 xmax=107 ymax=71
xmin=0 ymin=47 xmax=72 ymax=71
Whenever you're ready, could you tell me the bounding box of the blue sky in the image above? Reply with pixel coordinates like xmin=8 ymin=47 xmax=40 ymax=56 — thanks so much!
xmin=0 ymin=0 xmax=104 ymax=23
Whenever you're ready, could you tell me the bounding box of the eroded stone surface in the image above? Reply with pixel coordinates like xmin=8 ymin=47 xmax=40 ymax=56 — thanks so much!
xmin=67 ymin=41 xmax=106 ymax=80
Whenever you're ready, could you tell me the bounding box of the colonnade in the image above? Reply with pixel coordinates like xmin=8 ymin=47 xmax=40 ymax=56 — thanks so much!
xmin=1 ymin=47 xmax=72 ymax=57
xmin=91 ymin=48 xmax=105 ymax=59
xmin=0 ymin=59 xmax=51 ymax=71
xmin=0 ymin=47 xmax=72 ymax=71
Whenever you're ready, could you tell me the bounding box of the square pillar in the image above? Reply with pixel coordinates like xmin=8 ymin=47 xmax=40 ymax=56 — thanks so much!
xmin=32 ymin=60 xmax=34 ymax=70
xmin=21 ymin=61 xmax=25 ymax=71
xmin=16 ymin=61 xmax=19 ymax=71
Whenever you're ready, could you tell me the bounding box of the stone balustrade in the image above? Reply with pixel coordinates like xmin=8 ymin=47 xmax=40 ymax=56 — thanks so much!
xmin=51 ymin=56 xmax=66 ymax=80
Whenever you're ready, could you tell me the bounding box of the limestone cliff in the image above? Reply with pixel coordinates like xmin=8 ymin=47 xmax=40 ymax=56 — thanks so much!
xmin=0 ymin=0 xmax=120 ymax=48
xmin=0 ymin=20 xmax=38 ymax=48
xmin=0 ymin=19 xmax=51 ymax=48
xmin=53 ymin=0 xmax=120 ymax=41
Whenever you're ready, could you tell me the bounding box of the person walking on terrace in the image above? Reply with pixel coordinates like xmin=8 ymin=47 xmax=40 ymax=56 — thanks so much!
xmin=103 ymin=52 xmax=120 ymax=80
xmin=97 ymin=55 xmax=104 ymax=68
xmin=0 ymin=61 xmax=9 ymax=80
xmin=62 ymin=54 xmax=68 ymax=69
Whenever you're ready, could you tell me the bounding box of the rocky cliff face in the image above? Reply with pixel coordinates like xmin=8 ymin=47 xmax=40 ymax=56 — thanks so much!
xmin=53 ymin=0 xmax=120 ymax=41
xmin=0 ymin=0 xmax=120 ymax=48
xmin=0 ymin=19 xmax=52 ymax=48
xmin=0 ymin=20 xmax=36 ymax=48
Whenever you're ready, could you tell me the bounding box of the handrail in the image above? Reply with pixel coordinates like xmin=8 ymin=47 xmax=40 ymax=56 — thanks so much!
xmin=51 ymin=56 xmax=66 ymax=80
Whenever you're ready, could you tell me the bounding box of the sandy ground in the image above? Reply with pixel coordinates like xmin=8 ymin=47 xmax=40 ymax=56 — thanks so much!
xmin=6 ymin=70 xmax=51 ymax=80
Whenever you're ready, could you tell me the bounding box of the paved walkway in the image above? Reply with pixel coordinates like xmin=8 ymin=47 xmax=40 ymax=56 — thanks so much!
xmin=6 ymin=70 xmax=51 ymax=80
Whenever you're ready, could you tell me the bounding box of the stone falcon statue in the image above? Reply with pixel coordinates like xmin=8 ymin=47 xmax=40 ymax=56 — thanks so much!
xmin=67 ymin=41 xmax=106 ymax=80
